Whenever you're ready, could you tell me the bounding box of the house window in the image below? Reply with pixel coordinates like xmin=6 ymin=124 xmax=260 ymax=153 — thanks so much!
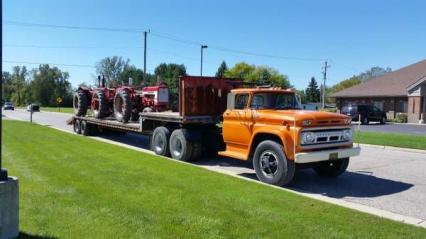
xmin=402 ymin=101 xmax=408 ymax=113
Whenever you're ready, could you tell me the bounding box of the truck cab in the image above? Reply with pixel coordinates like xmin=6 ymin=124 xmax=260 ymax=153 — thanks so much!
xmin=219 ymin=87 xmax=360 ymax=186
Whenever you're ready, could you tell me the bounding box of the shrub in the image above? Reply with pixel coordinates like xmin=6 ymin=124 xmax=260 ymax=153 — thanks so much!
xmin=393 ymin=113 xmax=407 ymax=123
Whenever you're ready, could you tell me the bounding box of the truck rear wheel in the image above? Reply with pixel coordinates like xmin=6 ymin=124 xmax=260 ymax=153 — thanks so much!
xmin=169 ymin=129 xmax=193 ymax=162
xmin=253 ymin=140 xmax=295 ymax=186
xmin=92 ymin=90 xmax=108 ymax=118
xmin=114 ymin=90 xmax=132 ymax=123
xmin=73 ymin=90 xmax=88 ymax=116
xmin=151 ymin=127 xmax=171 ymax=156
xmin=313 ymin=158 xmax=349 ymax=177
xmin=73 ymin=120 xmax=82 ymax=135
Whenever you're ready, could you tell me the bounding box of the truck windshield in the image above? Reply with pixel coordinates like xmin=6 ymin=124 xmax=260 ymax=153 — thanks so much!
xmin=250 ymin=93 xmax=301 ymax=110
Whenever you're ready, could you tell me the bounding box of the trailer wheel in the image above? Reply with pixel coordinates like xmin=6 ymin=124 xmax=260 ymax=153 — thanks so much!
xmin=73 ymin=120 xmax=82 ymax=135
xmin=151 ymin=127 xmax=171 ymax=156
xmin=169 ymin=129 xmax=193 ymax=162
xmin=253 ymin=140 xmax=295 ymax=186
xmin=313 ymin=158 xmax=349 ymax=177
xmin=114 ymin=90 xmax=132 ymax=123
xmin=92 ymin=90 xmax=108 ymax=118
xmin=81 ymin=120 xmax=92 ymax=136
xmin=73 ymin=90 xmax=88 ymax=116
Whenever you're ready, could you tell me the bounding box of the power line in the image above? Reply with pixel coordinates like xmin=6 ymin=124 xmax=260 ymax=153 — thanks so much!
xmin=4 ymin=44 xmax=199 ymax=61
xmin=6 ymin=20 xmax=325 ymax=62
xmin=3 ymin=60 xmax=95 ymax=68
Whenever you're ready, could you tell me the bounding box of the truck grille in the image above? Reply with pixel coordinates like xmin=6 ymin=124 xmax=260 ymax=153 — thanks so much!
xmin=300 ymin=128 xmax=352 ymax=147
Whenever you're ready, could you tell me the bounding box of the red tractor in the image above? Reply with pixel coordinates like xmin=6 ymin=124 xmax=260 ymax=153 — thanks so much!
xmin=73 ymin=76 xmax=169 ymax=123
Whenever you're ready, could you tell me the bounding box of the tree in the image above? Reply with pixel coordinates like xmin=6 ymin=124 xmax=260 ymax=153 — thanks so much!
xmin=2 ymin=72 xmax=13 ymax=104
xmin=119 ymin=65 xmax=144 ymax=86
xmin=305 ymin=77 xmax=320 ymax=103
xmin=154 ymin=63 xmax=187 ymax=110
xmin=224 ymin=62 xmax=292 ymax=88
xmin=95 ymin=56 xmax=130 ymax=86
xmin=215 ymin=61 xmax=228 ymax=77
xmin=31 ymin=64 xmax=72 ymax=106
xmin=11 ymin=66 xmax=29 ymax=106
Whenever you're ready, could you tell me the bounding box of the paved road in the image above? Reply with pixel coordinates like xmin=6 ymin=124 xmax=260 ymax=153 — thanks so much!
xmin=3 ymin=109 xmax=426 ymax=222
xmin=356 ymin=122 xmax=426 ymax=136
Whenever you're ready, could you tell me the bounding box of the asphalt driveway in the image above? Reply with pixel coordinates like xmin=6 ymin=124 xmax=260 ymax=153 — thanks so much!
xmin=355 ymin=122 xmax=426 ymax=136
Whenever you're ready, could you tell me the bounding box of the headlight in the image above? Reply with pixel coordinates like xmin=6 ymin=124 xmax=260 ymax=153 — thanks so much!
xmin=301 ymin=132 xmax=316 ymax=144
xmin=342 ymin=129 xmax=353 ymax=140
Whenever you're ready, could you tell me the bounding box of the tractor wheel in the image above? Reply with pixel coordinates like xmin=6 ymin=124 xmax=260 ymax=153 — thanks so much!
xmin=92 ymin=90 xmax=108 ymax=118
xmin=114 ymin=90 xmax=132 ymax=123
xmin=131 ymin=95 xmax=142 ymax=121
xmin=73 ymin=90 xmax=88 ymax=116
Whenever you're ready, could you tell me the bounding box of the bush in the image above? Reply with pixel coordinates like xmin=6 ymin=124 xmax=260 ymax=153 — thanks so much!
xmin=393 ymin=113 xmax=407 ymax=123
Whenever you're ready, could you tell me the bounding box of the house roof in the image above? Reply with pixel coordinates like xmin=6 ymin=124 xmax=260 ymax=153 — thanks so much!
xmin=332 ymin=59 xmax=426 ymax=98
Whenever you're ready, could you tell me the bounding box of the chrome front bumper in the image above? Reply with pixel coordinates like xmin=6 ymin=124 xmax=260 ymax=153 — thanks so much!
xmin=294 ymin=147 xmax=361 ymax=164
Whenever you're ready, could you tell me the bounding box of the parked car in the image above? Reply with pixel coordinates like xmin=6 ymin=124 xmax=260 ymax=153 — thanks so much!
xmin=3 ymin=102 xmax=14 ymax=110
xmin=27 ymin=104 xmax=40 ymax=112
xmin=341 ymin=104 xmax=386 ymax=125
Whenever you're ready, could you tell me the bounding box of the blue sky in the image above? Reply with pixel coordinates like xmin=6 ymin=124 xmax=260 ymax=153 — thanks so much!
xmin=3 ymin=0 xmax=426 ymax=89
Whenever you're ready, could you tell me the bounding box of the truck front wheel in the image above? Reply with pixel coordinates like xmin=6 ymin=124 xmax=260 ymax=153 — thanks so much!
xmin=151 ymin=127 xmax=171 ymax=156
xmin=313 ymin=158 xmax=349 ymax=177
xmin=253 ymin=140 xmax=295 ymax=186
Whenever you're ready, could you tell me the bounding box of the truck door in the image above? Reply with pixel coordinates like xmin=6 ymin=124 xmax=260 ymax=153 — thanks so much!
xmin=223 ymin=93 xmax=253 ymax=148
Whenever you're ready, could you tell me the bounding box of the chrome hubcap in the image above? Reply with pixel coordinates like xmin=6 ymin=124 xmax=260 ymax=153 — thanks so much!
xmin=154 ymin=134 xmax=164 ymax=152
xmin=172 ymin=138 xmax=182 ymax=157
xmin=259 ymin=150 xmax=279 ymax=178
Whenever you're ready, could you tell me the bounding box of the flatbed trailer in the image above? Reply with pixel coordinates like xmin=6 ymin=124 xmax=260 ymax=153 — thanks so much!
xmin=70 ymin=76 xmax=242 ymax=161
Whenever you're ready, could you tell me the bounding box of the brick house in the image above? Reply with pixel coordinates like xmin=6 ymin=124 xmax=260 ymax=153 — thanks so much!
xmin=332 ymin=59 xmax=426 ymax=124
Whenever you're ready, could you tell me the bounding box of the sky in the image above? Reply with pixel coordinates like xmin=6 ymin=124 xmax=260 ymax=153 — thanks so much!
xmin=3 ymin=0 xmax=426 ymax=89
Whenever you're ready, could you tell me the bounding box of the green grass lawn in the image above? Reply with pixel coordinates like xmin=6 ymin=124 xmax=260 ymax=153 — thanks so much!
xmin=355 ymin=131 xmax=426 ymax=150
xmin=3 ymin=120 xmax=426 ymax=238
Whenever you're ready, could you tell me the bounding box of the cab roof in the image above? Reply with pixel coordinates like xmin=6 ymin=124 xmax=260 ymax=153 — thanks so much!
xmin=231 ymin=87 xmax=295 ymax=94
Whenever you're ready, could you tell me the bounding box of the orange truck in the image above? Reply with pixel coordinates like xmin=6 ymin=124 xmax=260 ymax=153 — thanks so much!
xmin=71 ymin=76 xmax=360 ymax=186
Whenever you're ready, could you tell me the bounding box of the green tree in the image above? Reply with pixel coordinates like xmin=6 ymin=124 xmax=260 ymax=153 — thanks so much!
xmin=154 ymin=63 xmax=187 ymax=110
xmin=2 ymin=72 xmax=14 ymax=104
xmin=119 ymin=65 xmax=144 ymax=86
xmin=224 ymin=62 xmax=292 ymax=88
xmin=95 ymin=56 xmax=130 ymax=86
xmin=31 ymin=64 xmax=72 ymax=106
xmin=215 ymin=61 xmax=228 ymax=78
xmin=11 ymin=66 xmax=29 ymax=106
xmin=305 ymin=77 xmax=320 ymax=103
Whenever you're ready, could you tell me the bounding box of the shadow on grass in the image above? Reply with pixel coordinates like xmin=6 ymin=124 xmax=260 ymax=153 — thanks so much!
xmin=19 ymin=232 xmax=57 ymax=239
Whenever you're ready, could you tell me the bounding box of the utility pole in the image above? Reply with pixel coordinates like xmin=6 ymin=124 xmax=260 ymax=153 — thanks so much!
xmin=322 ymin=60 xmax=330 ymax=109
xmin=0 ymin=0 xmax=8 ymax=181
xmin=200 ymin=45 xmax=208 ymax=76
xmin=143 ymin=31 xmax=149 ymax=83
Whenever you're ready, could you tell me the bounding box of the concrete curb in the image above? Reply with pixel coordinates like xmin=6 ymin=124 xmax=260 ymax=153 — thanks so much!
xmin=5 ymin=119 xmax=426 ymax=229
xmin=359 ymin=143 xmax=426 ymax=154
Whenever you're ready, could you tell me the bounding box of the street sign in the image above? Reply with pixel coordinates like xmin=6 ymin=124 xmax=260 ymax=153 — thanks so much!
xmin=57 ymin=97 xmax=63 ymax=104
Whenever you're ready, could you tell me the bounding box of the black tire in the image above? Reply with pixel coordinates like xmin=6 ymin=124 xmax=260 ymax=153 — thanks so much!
xmin=92 ymin=90 xmax=108 ymax=118
xmin=74 ymin=120 xmax=82 ymax=135
xmin=131 ymin=95 xmax=142 ymax=121
xmin=151 ymin=127 xmax=171 ymax=156
xmin=313 ymin=158 xmax=349 ymax=177
xmin=191 ymin=143 xmax=202 ymax=161
xmin=114 ymin=90 xmax=132 ymax=123
xmin=169 ymin=129 xmax=193 ymax=162
xmin=73 ymin=90 xmax=88 ymax=116
xmin=253 ymin=140 xmax=295 ymax=186
xmin=81 ymin=121 xmax=92 ymax=136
